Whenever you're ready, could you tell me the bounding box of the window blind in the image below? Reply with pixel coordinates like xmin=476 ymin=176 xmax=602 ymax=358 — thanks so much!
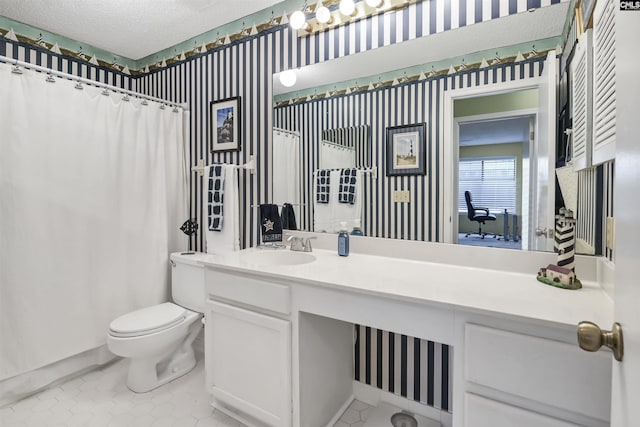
xmin=459 ymin=157 xmax=517 ymax=213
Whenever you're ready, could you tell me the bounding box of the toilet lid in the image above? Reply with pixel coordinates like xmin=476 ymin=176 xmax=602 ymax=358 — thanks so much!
xmin=109 ymin=302 xmax=187 ymax=337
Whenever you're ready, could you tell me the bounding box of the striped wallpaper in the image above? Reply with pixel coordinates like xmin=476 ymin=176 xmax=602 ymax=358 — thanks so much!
xmin=355 ymin=325 xmax=453 ymax=412
xmin=0 ymin=41 xmax=133 ymax=90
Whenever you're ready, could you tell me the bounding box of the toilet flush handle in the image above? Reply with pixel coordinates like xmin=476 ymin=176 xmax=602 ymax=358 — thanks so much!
xmin=170 ymin=259 xmax=176 ymax=267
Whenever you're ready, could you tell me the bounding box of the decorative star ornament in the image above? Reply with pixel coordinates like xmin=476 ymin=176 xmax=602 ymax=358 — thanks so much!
xmin=263 ymin=219 xmax=274 ymax=232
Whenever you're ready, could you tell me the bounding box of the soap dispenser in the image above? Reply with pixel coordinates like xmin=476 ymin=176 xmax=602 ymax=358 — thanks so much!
xmin=351 ymin=219 xmax=364 ymax=236
xmin=338 ymin=221 xmax=350 ymax=257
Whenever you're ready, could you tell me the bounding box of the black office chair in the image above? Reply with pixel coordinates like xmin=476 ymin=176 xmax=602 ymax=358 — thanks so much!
xmin=464 ymin=191 xmax=497 ymax=239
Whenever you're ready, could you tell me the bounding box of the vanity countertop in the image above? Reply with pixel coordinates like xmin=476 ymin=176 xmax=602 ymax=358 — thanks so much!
xmin=194 ymin=247 xmax=613 ymax=329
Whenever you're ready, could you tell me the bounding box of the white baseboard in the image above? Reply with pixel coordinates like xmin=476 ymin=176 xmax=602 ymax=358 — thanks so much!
xmin=325 ymin=394 xmax=355 ymax=427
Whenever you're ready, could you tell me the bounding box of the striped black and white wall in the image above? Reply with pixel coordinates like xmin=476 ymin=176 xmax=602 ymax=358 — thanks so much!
xmin=0 ymin=41 xmax=133 ymax=90
xmin=355 ymin=325 xmax=453 ymax=412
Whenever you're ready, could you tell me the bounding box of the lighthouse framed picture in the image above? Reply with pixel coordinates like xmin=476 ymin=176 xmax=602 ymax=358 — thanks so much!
xmin=210 ymin=96 xmax=241 ymax=152
xmin=386 ymin=123 xmax=427 ymax=176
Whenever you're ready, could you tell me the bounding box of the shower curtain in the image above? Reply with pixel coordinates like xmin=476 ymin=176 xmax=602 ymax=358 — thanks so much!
xmin=0 ymin=61 xmax=188 ymax=398
xmin=320 ymin=140 xmax=356 ymax=170
xmin=273 ymin=129 xmax=300 ymax=224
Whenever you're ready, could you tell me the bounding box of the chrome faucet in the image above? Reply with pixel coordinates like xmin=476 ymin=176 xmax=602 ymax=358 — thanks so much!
xmin=287 ymin=235 xmax=317 ymax=252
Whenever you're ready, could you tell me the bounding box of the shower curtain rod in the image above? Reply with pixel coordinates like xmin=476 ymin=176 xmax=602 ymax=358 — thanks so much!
xmin=273 ymin=127 xmax=300 ymax=137
xmin=320 ymin=139 xmax=355 ymax=150
xmin=0 ymin=55 xmax=188 ymax=110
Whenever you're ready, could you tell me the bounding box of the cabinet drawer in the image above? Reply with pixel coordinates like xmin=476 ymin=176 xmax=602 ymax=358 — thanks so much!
xmin=464 ymin=324 xmax=610 ymax=422
xmin=464 ymin=393 xmax=580 ymax=427
xmin=205 ymin=268 xmax=290 ymax=315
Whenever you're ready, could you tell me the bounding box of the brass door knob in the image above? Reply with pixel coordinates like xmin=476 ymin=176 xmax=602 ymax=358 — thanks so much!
xmin=577 ymin=321 xmax=624 ymax=362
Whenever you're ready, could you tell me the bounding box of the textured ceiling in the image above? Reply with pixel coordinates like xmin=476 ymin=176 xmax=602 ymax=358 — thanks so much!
xmin=0 ymin=0 xmax=285 ymax=60
xmin=460 ymin=117 xmax=532 ymax=147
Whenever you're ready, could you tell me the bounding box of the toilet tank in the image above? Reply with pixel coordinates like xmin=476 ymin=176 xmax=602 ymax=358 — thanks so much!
xmin=170 ymin=252 xmax=206 ymax=313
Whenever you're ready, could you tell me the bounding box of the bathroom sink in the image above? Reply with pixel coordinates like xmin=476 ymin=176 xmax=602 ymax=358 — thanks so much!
xmin=241 ymin=250 xmax=316 ymax=266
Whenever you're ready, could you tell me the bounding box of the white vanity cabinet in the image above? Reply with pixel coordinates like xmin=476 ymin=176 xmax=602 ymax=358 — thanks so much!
xmin=204 ymin=268 xmax=292 ymax=427
xmin=198 ymin=246 xmax=613 ymax=427
xmin=456 ymin=314 xmax=611 ymax=427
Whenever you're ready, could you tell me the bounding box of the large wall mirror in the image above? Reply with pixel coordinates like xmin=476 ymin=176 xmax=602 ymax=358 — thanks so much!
xmin=271 ymin=1 xmax=606 ymax=255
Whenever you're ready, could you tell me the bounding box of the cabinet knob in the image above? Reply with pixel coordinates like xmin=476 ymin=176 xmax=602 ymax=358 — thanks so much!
xmin=577 ymin=321 xmax=623 ymax=361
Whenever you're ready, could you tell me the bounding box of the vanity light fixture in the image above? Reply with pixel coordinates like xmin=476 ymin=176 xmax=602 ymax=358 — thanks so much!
xmin=290 ymin=10 xmax=307 ymax=29
xmin=339 ymin=0 xmax=357 ymax=16
xmin=365 ymin=0 xmax=384 ymax=7
xmin=279 ymin=69 xmax=297 ymax=87
xmin=290 ymin=10 xmax=312 ymax=30
xmin=315 ymin=1 xmax=333 ymax=24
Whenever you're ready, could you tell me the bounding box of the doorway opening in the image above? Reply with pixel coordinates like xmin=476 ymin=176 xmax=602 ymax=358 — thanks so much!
xmin=457 ymin=115 xmax=533 ymax=250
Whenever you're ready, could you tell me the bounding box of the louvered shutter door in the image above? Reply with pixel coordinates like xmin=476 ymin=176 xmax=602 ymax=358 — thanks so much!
xmin=592 ymin=0 xmax=616 ymax=165
xmin=571 ymin=29 xmax=593 ymax=171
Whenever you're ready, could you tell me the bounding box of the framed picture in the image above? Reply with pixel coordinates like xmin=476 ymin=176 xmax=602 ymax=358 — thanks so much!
xmin=210 ymin=96 xmax=241 ymax=152
xmin=386 ymin=123 xmax=427 ymax=176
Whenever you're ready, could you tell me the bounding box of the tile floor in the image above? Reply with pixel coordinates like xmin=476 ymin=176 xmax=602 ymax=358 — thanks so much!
xmin=333 ymin=400 xmax=373 ymax=427
xmin=0 ymin=351 xmax=245 ymax=427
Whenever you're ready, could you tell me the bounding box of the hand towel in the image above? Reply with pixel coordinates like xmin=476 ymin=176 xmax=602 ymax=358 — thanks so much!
xmin=331 ymin=169 xmax=364 ymax=233
xmin=281 ymin=203 xmax=298 ymax=230
xmin=316 ymin=169 xmax=331 ymax=203
xmin=207 ymin=165 xmax=225 ymax=231
xmin=204 ymin=164 xmax=239 ymax=254
xmin=338 ymin=168 xmax=358 ymax=204
xmin=259 ymin=204 xmax=283 ymax=243
xmin=313 ymin=170 xmax=333 ymax=232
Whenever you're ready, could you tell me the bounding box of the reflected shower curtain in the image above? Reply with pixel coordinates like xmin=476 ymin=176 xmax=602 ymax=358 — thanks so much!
xmin=273 ymin=129 xmax=300 ymax=224
xmin=320 ymin=141 xmax=356 ymax=170
xmin=0 ymin=62 xmax=187 ymax=383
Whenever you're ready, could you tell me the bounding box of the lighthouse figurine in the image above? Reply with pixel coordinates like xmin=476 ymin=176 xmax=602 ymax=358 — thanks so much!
xmin=536 ymin=208 xmax=582 ymax=290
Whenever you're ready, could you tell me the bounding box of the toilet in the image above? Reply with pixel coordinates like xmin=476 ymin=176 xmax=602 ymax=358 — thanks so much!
xmin=107 ymin=252 xmax=205 ymax=393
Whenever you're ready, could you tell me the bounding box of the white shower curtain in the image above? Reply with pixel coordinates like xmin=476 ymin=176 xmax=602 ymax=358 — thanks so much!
xmin=0 ymin=62 xmax=187 ymax=389
xmin=273 ymin=129 xmax=300 ymax=223
xmin=320 ymin=140 xmax=356 ymax=170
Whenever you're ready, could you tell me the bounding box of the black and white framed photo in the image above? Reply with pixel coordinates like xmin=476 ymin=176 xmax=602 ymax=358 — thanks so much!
xmin=386 ymin=123 xmax=427 ymax=176
xmin=210 ymin=96 xmax=241 ymax=152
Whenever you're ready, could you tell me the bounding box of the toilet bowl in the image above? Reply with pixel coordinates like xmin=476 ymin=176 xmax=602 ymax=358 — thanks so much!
xmin=107 ymin=252 xmax=206 ymax=393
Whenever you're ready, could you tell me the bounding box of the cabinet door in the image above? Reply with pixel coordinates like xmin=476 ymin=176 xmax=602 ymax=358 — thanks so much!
xmin=206 ymin=300 xmax=291 ymax=427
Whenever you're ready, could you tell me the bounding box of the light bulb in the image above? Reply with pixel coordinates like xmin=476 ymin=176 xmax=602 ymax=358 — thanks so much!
xmin=316 ymin=5 xmax=332 ymax=24
xmin=339 ymin=0 xmax=356 ymax=16
xmin=290 ymin=10 xmax=306 ymax=30
xmin=365 ymin=0 xmax=383 ymax=7
xmin=279 ymin=70 xmax=297 ymax=88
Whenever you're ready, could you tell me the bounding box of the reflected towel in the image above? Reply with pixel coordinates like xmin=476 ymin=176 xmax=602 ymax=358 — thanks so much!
xmin=330 ymin=169 xmax=363 ymax=233
xmin=316 ymin=169 xmax=331 ymax=203
xmin=281 ymin=203 xmax=297 ymax=230
xmin=338 ymin=168 xmax=357 ymax=204
xmin=313 ymin=170 xmax=332 ymax=232
xmin=260 ymin=204 xmax=283 ymax=243
xmin=204 ymin=165 xmax=239 ymax=254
